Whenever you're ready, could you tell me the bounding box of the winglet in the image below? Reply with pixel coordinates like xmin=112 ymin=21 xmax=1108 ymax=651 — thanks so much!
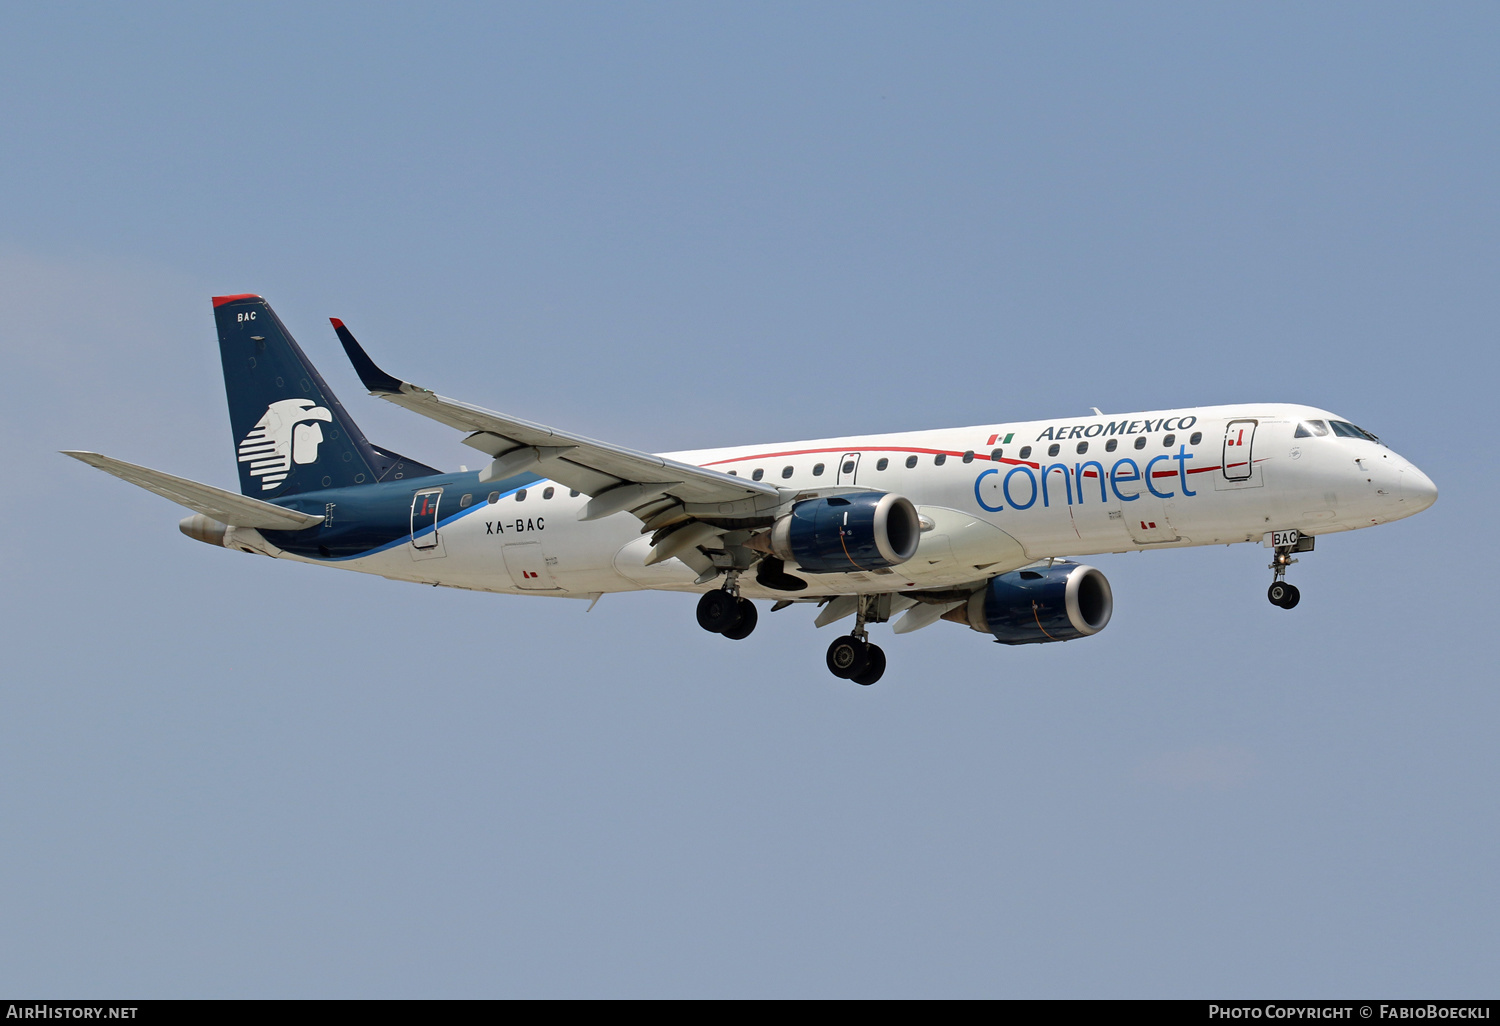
xmin=330 ymin=318 xmax=405 ymax=394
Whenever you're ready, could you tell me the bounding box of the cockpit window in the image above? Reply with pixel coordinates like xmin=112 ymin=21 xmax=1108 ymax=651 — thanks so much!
xmin=1330 ymin=420 xmax=1379 ymax=442
xmin=1294 ymin=420 xmax=1330 ymax=438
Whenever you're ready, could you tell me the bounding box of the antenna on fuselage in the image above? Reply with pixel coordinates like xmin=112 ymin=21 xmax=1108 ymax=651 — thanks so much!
xmin=1090 ymin=407 xmax=1104 ymax=416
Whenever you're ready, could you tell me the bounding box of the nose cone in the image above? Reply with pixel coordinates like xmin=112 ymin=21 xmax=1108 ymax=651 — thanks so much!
xmin=1402 ymin=465 xmax=1439 ymax=514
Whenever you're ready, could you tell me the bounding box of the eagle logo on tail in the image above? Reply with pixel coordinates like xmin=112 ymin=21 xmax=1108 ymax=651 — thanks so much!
xmin=237 ymin=398 xmax=334 ymax=491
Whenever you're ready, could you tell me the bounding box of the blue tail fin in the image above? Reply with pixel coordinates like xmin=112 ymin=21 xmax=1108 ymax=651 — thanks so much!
xmin=212 ymin=294 xmax=437 ymax=496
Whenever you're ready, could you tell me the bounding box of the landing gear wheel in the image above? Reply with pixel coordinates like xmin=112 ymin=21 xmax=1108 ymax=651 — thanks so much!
xmin=721 ymin=599 xmax=758 ymax=640
xmin=1267 ymin=582 xmax=1301 ymax=609
xmin=850 ymin=644 xmax=886 ymax=686
xmin=697 ymin=590 xmax=740 ymax=633
xmin=1266 ymin=585 xmax=1302 ymax=609
xmin=826 ymin=635 xmax=870 ymax=679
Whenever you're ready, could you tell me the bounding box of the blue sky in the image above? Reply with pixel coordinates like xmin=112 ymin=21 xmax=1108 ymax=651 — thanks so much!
xmin=2 ymin=3 xmax=1497 ymax=997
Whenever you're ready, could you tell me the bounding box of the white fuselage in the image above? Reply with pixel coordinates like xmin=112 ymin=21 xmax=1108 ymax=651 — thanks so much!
xmin=228 ymin=403 xmax=1437 ymax=600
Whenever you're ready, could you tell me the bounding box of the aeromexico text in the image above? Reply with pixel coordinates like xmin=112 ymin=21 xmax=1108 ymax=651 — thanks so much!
xmin=1032 ymin=414 xmax=1197 ymax=441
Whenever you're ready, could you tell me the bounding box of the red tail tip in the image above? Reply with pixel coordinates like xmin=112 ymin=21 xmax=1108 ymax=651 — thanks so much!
xmin=212 ymin=293 xmax=260 ymax=307
xmin=330 ymin=317 xmax=345 ymax=329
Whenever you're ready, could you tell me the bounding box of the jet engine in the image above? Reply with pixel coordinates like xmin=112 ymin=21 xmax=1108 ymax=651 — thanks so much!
xmin=949 ymin=561 xmax=1113 ymax=644
xmin=767 ymin=492 xmax=921 ymax=573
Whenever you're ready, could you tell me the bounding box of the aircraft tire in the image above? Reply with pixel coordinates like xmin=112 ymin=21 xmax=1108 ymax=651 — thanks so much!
xmin=1268 ymin=583 xmax=1291 ymax=608
xmin=697 ymin=590 xmax=741 ymax=633
xmin=721 ymin=599 xmax=758 ymax=640
xmin=850 ymin=645 xmax=886 ymax=686
xmin=826 ymin=635 xmax=869 ymax=679
xmin=1279 ymin=584 xmax=1300 ymax=609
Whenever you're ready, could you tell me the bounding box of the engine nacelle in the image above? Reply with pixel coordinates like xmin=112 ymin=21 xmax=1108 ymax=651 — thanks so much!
xmin=768 ymin=492 xmax=921 ymax=573
xmin=954 ymin=562 xmax=1113 ymax=644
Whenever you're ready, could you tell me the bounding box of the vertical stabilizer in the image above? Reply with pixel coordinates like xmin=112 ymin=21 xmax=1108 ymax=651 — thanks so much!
xmin=213 ymin=295 xmax=432 ymax=496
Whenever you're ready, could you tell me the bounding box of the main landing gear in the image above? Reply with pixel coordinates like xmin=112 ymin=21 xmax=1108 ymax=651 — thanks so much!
xmin=826 ymin=635 xmax=886 ymax=686
xmin=696 ymin=575 xmax=888 ymax=685
xmin=825 ymin=595 xmax=888 ymax=686
xmin=696 ymin=575 xmax=758 ymax=640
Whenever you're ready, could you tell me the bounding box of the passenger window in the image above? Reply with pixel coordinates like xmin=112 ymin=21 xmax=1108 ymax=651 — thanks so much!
xmin=752 ymin=468 xmax=765 ymax=481
xmin=1076 ymin=442 xmax=1088 ymax=454
xmin=1163 ymin=433 xmax=1175 ymax=446
xmin=781 ymin=466 xmax=794 ymax=479
xmin=990 ymin=448 xmax=1003 ymax=462
xmin=1105 ymin=438 xmax=1118 ymax=452
xmin=727 ymin=470 xmax=738 ymax=476
xmin=458 ymin=493 xmax=473 ymax=508
xmin=1190 ymin=431 xmax=1202 ymax=445
xmin=569 ymin=489 xmax=580 ymax=497
xmin=842 ymin=461 xmax=855 ymax=474
xmin=543 ymin=486 xmax=554 ymax=499
xmin=1047 ymin=443 xmax=1060 ymax=457
xmin=1133 ymin=437 xmax=1146 ymax=449
xmin=1018 ymin=446 xmax=1031 ymax=460
xmin=905 ymin=455 xmax=918 ymax=468
xmin=812 ymin=463 xmax=825 ymax=476
xmin=516 ymin=489 xmax=527 ymax=501
xmin=962 ymin=450 xmax=975 ymax=463
xmin=487 ymin=491 xmax=500 ymax=504
xmin=934 ymin=453 xmax=947 ymax=466
xmin=872 ymin=458 xmax=886 ymax=471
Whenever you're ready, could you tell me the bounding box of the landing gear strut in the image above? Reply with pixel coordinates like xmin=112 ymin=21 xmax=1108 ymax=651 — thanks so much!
xmin=825 ymin=596 xmax=888 ymax=685
xmin=696 ymin=572 xmax=758 ymax=639
xmin=1267 ymin=543 xmax=1301 ymax=609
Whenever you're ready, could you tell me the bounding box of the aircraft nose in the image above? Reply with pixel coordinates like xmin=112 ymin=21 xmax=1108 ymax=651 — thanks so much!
xmin=1402 ymin=465 xmax=1438 ymax=513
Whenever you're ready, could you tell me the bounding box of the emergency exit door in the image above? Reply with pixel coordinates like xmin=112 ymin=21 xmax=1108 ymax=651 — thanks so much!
xmin=837 ymin=452 xmax=861 ymax=486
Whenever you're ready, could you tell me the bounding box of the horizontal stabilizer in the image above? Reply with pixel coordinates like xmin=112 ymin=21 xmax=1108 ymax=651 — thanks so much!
xmin=61 ymin=451 xmax=323 ymax=531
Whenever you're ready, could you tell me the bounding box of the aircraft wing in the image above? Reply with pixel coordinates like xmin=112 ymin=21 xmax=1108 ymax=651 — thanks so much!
xmin=332 ymin=319 xmax=781 ymax=525
xmin=61 ymin=451 xmax=324 ymax=531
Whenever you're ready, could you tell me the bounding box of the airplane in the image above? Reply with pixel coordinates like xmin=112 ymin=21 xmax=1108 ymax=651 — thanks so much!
xmin=64 ymin=294 xmax=1439 ymax=685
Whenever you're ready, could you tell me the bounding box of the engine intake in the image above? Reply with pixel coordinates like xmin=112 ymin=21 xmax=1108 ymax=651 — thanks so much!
xmin=769 ymin=492 xmax=921 ymax=573
xmin=955 ymin=562 xmax=1113 ymax=644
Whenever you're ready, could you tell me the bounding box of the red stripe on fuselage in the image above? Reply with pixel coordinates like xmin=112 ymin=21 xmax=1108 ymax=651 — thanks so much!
xmin=702 ymin=444 xmax=1234 ymax=477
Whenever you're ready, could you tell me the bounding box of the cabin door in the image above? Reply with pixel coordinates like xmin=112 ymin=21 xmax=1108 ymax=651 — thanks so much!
xmin=410 ymin=488 xmax=444 ymax=556
xmin=1222 ymin=420 xmax=1257 ymax=481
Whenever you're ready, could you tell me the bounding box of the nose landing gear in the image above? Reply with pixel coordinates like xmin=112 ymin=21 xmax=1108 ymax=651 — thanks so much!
xmin=1267 ymin=532 xmax=1309 ymax=609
